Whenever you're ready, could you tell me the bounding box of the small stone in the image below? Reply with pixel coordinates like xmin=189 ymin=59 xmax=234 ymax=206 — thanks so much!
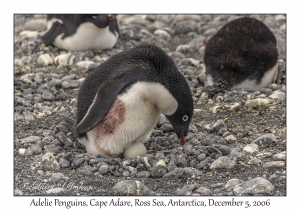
xmin=80 ymin=166 xmax=94 ymax=175
xmin=244 ymin=98 xmax=270 ymax=110
xmin=154 ymin=29 xmax=171 ymax=41
xmin=125 ymin=166 xmax=138 ymax=176
xmin=273 ymin=151 xmax=286 ymax=161
xmin=63 ymin=152 xmax=73 ymax=162
xmin=197 ymin=153 xmax=206 ymax=161
xmin=161 ymin=124 xmax=174 ymax=133
xmin=195 ymin=187 xmax=212 ymax=196
xmin=175 ymin=184 xmax=199 ymax=196
xmin=151 ymin=160 xmax=167 ymax=178
xmin=19 ymin=30 xmax=39 ymax=38
xmin=167 ymin=161 xmax=176 ymax=172
xmin=44 ymin=144 xmax=60 ymax=155
xmin=18 ymin=148 xmax=32 ymax=156
xmin=62 ymin=80 xmax=82 ymax=89
xmin=163 ymin=168 xmax=184 ymax=179
xmin=156 ymin=114 xmax=166 ymax=127
xmin=42 ymin=91 xmax=55 ymax=101
xmin=76 ymin=61 xmax=97 ymax=71
xmin=99 ymin=164 xmax=109 ymax=175
xmin=189 ymin=124 xmax=198 ymax=133
xmin=198 ymin=157 xmax=211 ymax=169
xmin=14 ymin=189 xmax=23 ymax=196
xmin=233 ymin=177 xmax=274 ymax=195
xmin=46 ymin=188 xmax=65 ymax=194
xmin=37 ymin=54 xmax=53 ymax=66
xmin=19 ymin=136 xmax=41 ymax=144
xmin=59 ymin=158 xmax=70 ymax=168
xmin=113 ymin=180 xmax=152 ymax=196
xmin=177 ymin=154 xmax=187 ymax=168
xmin=49 ymin=172 xmax=69 ymax=182
xmin=175 ymin=20 xmax=199 ymax=34
xmin=211 ymin=119 xmax=226 ymax=133
xmin=31 ymin=144 xmax=42 ymax=155
xmin=269 ymin=90 xmax=285 ymax=101
xmin=25 ymin=19 xmax=47 ymax=31
xmin=183 ymin=167 xmax=202 ymax=178
xmin=41 ymin=153 xmax=60 ymax=171
xmin=210 ymin=156 xmax=235 ymax=169
xmin=218 ymin=145 xmax=231 ymax=155
xmin=252 ymin=134 xmax=276 ymax=148
xmin=74 ymin=158 xmax=85 ymax=167
xmin=225 ymin=179 xmax=241 ymax=188
xmin=243 ymin=144 xmax=259 ymax=153
xmin=54 ymin=53 xmax=75 ymax=66
xmin=224 ymin=134 xmax=237 ymax=142
xmin=248 ymin=158 xmax=263 ymax=165
xmin=263 ymin=161 xmax=285 ymax=168
xmin=204 ymin=28 xmax=217 ymax=37
xmin=136 ymin=171 xmax=151 ymax=178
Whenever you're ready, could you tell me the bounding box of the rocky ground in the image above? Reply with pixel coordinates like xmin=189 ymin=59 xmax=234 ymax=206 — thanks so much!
xmin=14 ymin=14 xmax=286 ymax=196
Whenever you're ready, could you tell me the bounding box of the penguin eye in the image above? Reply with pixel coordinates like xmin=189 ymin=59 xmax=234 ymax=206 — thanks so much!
xmin=182 ymin=115 xmax=188 ymax=121
xmin=92 ymin=15 xmax=98 ymax=19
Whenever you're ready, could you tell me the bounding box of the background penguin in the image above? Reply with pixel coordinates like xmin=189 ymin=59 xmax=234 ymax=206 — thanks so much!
xmin=75 ymin=44 xmax=194 ymax=158
xmin=198 ymin=17 xmax=278 ymax=90
xmin=41 ymin=14 xmax=119 ymax=51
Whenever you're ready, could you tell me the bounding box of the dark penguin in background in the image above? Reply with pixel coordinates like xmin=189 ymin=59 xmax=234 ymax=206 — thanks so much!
xmin=198 ymin=17 xmax=278 ymax=90
xmin=75 ymin=44 xmax=194 ymax=157
xmin=41 ymin=14 xmax=119 ymax=51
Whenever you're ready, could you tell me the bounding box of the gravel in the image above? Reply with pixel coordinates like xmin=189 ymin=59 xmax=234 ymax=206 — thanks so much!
xmin=14 ymin=14 xmax=286 ymax=196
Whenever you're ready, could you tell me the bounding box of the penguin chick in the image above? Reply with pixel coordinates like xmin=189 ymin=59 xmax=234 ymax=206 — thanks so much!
xmin=75 ymin=44 xmax=194 ymax=157
xmin=198 ymin=17 xmax=278 ymax=90
xmin=41 ymin=14 xmax=119 ymax=51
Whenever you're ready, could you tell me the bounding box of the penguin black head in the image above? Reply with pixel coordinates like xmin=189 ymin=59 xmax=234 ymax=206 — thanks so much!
xmin=75 ymin=44 xmax=194 ymax=151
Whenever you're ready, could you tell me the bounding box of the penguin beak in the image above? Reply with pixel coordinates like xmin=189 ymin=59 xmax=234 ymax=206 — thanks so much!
xmin=172 ymin=124 xmax=188 ymax=146
xmin=107 ymin=14 xmax=115 ymax=20
xmin=179 ymin=136 xmax=186 ymax=146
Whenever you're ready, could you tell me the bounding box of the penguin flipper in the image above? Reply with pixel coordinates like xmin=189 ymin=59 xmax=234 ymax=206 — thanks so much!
xmin=76 ymin=69 xmax=144 ymax=135
xmin=40 ymin=21 xmax=63 ymax=46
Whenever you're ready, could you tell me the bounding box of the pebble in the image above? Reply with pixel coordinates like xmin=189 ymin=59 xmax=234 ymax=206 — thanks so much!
xmin=31 ymin=144 xmax=42 ymax=155
xmin=218 ymin=145 xmax=231 ymax=155
xmin=154 ymin=29 xmax=171 ymax=41
xmin=24 ymin=19 xmax=47 ymax=31
xmin=183 ymin=167 xmax=202 ymax=178
xmin=136 ymin=171 xmax=151 ymax=178
xmin=113 ymin=180 xmax=152 ymax=196
xmin=99 ymin=164 xmax=109 ymax=175
xmin=49 ymin=172 xmax=69 ymax=182
xmin=76 ymin=61 xmax=97 ymax=71
xmin=175 ymin=184 xmax=199 ymax=196
xmin=210 ymin=156 xmax=235 ymax=169
xmin=44 ymin=144 xmax=60 ymax=155
xmin=59 ymin=158 xmax=70 ymax=168
xmin=175 ymin=20 xmax=199 ymax=34
xmin=189 ymin=124 xmax=198 ymax=133
xmin=244 ymin=98 xmax=270 ymax=110
xmin=195 ymin=187 xmax=212 ymax=196
xmin=161 ymin=124 xmax=174 ymax=133
xmin=248 ymin=158 xmax=263 ymax=165
xmin=62 ymin=80 xmax=82 ymax=89
xmin=40 ymin=153 xmax=60 ymax=171
xmin=211 ymin=119 xmax=226 ymax=133
xmin=273 ymin=151 xmax=286 ymax=160
xmin=269 ymin=90 xmax=285 ymax=101
xmin=54 ymin=53 xmax=75 ymax=66
xmin=243 ymin=144 xmax=259 ymax=153
xmin=19 ymin=136 xmax=41 ymax=144
xmin=37 ymin=54 xmax=53 ymax=66
xmin=233 ymin=177 xmax=274 ymax=195
xmin=263 ymin=161 xmax=285 ymax=168
xmin=151 ymin=160 xmax=167 ymax=178
xmin=46 ymin=188 xmax=65 ymax=194
xmin=18 ymin=148 xmax=33 ymax=156
xmin=14 ymin=189 xmax=23 ymax=196
xmin=19 ymin=30 xmax=40 ymax=38
xmin=225 ymin=179 xmax=241 ymax=188
xmin=252 ymin=134 xmax=276 ymax=148
xmin=80 ymin=166 xmax=94 ymax=175
xmin=163 ymin=168 xmax=184 ymax=179
xmin=74 ymin=158 xmax=85 ymax=167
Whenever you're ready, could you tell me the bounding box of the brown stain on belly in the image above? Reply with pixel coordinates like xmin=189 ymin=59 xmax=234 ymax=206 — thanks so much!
xmin=93 ymin=98 xmax=126 ymax=157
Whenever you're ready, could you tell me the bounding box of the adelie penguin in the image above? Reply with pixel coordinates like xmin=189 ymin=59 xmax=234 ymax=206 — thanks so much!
xmin=198 ymin=17 xmax=279 ymax=90
xmin=75 ymin=44 xmax=194 ymax=158
xmin=41 ymin=14 xmax=119 ymax=51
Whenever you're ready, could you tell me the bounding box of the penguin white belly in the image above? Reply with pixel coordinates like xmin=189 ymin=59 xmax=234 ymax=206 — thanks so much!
xmin=53 ymin=22 xmax=118 ymax=51
xmin=80 ymin=82 xmax=162 ymax=157
xmin=233 ymin=63 xmax=278 ymax=90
